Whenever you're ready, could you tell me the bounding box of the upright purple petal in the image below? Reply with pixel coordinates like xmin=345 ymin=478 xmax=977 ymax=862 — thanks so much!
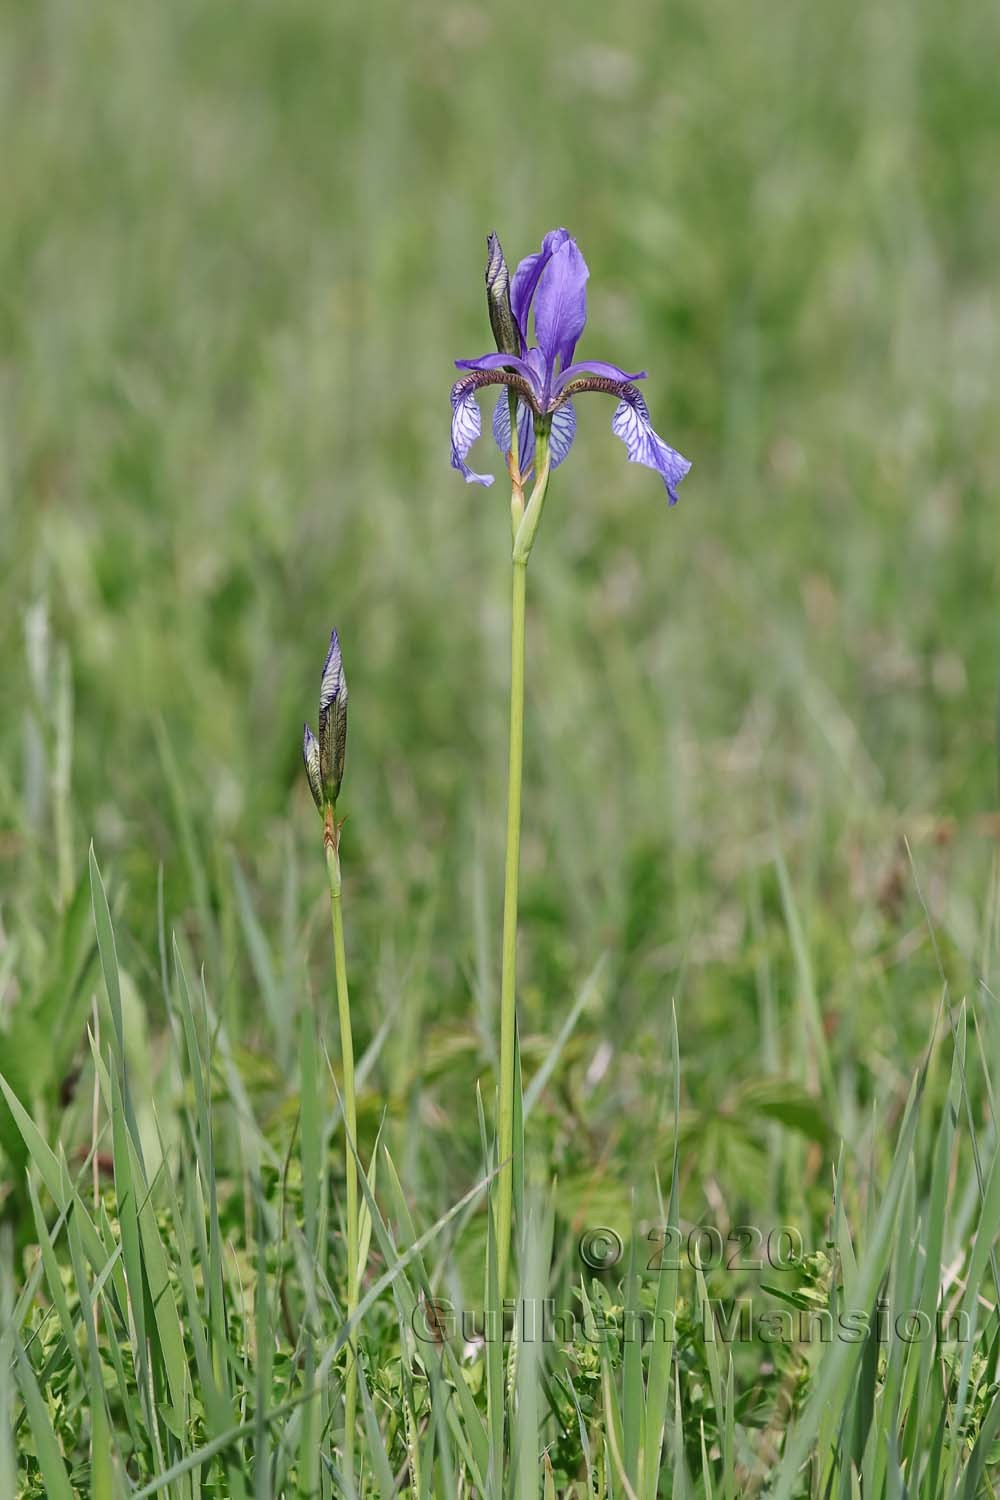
xmin=555 ymin=358 xmax=647 ymax=393
xmin=610 ymin=387 xmax=691 ymax=504
xmin=524 ymin=347 xmax=548 ymax=393
xmin=533 ymin=238 xmax=589 ymax=377
xmin=510 ymin=229 xmax=571 ymax=342
xmin=450 ymin=379 xmax=495 ymax=487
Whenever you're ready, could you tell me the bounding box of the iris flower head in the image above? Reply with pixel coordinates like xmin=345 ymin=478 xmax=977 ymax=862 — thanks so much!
xmin=450 ymin=229 xmax=691 ymax=503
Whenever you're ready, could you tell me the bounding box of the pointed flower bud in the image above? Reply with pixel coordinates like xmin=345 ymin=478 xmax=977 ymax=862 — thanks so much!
xmin=318 ymin=628 xmax=348 ymax=805
xmin=486 ymin=232 xmax=520 ymax=360
xmin=303 ymin=723 xmax=323 ymax=811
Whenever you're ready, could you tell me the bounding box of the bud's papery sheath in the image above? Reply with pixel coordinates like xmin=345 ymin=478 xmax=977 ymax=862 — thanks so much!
xmin=302 ymin=723 xmax=323 ymax=810
xmin=486 ymin=231 xmax=520 ymax=360
xmin=318 ymin=628 xmax=348 ymax=805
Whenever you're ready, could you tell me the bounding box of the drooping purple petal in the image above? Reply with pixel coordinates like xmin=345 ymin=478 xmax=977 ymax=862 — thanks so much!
xmin=492 ymin=393 xmax=534 ymax=476
xmin=510 ymin=229 xmax=571 ymax=344
xmin=533 ymin=237 xmax=590 ymax=378
xmin=455 ymin=350 xmax=540 ymax=393
xmin=492 ymin=395 xmax=577 ymax=474
xmin=547 ymin=400 xmax=577 ymax=468
xmin=450 ymin=379 xmax=495 ymax=486
xmin=610 ymin=386 xmax=691 ymax=504
xmin=555 ymin=358 xmax=647 ymax=394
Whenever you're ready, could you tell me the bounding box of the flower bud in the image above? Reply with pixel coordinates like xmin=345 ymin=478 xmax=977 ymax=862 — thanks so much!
xmin=318 ymin=628 xmax=348 ymax=805
xmin=486 ymin=232 xmax=519 ymax=359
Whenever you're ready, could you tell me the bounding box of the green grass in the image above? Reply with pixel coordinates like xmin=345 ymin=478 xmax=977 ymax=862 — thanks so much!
xmin=2 ymin=0 xmax=1000 ymax=1492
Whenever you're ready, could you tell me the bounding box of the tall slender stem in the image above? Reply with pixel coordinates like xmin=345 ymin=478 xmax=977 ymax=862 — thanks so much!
xmin=496 ymin=426 xmax=551 ymax=1300
xmin=496 ymin=555 xmax=527 ymax=1301
xmin=325 ymin=817 xmax=359 ymax=1480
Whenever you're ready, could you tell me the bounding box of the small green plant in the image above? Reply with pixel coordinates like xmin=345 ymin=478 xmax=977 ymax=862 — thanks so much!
xmin=303 ymin=628 xmax=361 ymax=1482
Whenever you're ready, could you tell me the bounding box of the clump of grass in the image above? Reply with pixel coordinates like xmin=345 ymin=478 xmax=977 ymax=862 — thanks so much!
xmin=5 ymin=866 xmax=1000 ymax=1494
xmin=3 ymin=605 xmax=1000 ymax=1493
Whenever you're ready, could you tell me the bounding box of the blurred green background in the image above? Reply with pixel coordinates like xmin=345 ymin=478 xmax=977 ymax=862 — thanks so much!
xmin=1 ymin=0 xmax=998 ymax=1221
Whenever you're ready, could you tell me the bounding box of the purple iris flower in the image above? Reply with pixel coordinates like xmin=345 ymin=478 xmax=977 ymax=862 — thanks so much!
xmin=450 ymin=229 xmax=691 ymax=503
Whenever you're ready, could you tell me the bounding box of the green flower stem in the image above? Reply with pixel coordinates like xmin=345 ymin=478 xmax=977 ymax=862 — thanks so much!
xmin=496 ymin=425 xmax=551 ymax=1300
xmin=324 ymin=812 xmax=359 ymax=1480
xmin=496 ymin=554 xmax=525 ymax=1303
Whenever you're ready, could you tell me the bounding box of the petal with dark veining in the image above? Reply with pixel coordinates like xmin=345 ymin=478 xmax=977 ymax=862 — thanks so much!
xmin=450 ymin=379 xmax=495 ymax=487
xmin=610 ymin=387 xmax=691 ymax=504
